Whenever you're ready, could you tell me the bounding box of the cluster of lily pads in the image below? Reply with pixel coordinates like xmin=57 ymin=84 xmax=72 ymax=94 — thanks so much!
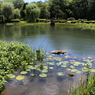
xmin=7 ymin=53 xmax=95 ymax=81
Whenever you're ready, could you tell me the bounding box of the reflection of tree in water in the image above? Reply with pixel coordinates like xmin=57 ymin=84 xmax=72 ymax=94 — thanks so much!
xmin=0 ymin=25 xmax=22 ymax=40
xmin=0 ymin=25 xmax=51 ymax=41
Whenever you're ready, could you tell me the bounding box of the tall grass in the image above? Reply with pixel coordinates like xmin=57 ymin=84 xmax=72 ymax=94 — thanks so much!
xmin=70 ymin=73 xmax=95 ymax=95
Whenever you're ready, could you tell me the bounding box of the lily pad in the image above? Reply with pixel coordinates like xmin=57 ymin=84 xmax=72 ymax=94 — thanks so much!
xmin=61 ymin=65 xmax=67 ymax=67
xmin=68 ymin=73 xmax=74 ymax=77
xmin=82 ymin=67 xmax=90 ymax=72
xmin=47 ymin=62 xmax=54 ymax=65
xmin=70 ymin=65 xmax=75 ymax=69
xmin=16 ymin=75 xmax=25 ymax=80
xmin=7 ymin=74 xmax=15 ymax=78
xmin=41 ymin=69 xmax=48 ymax=73
xmin=57 ymin=72 xmax=64 ymax=76
xmin=90 ymin=69 xmax=95 ymax=72
xmin=20 ymin=71 xmax=27 ymax=74
xmin=30 ymin=74 xmax=35 ymax=77
xmin=26 ymin=69 xmax=31 ymax=71
xmin=39 ymin=73 xmax=47 ymax=77
xmin=49 ymin=67 xmax=54 ymax=69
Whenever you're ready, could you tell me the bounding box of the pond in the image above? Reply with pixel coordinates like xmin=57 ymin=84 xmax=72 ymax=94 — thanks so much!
xmin=1 ymin=24 xmax=95 ymax=95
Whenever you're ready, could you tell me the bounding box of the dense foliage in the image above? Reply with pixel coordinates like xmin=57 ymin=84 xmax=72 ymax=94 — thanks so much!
xmin=1 ymin=0 xmax=95 ymax=22
xmin=26 ymin=3 xmax=40 ymax=22
xmin=13 ymin=8 xmax=21 ymax=19
xmin=1 ymin=2 xmax=14 ymax=21
xmin=0 ymin=41 xmax=34 ymax=92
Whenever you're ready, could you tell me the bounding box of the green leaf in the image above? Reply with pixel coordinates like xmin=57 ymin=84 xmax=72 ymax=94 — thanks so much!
xmin=68 ymin=73 xmax=74 ymax=77
xmin=49 ymin=67 xmax=54 ymax=69
xmin=90 ymin=69 xmax=95 ymax=72
xmin=20 ymin=71 xmax=27 ymax=74
xmin=39 ymin=73 xmax=47 ymax=77
xmin=41 ymin=69 xmax=48 ymax=73
xmin=16 ymin=75 xmax=25 ymax=80
xmin=30 ymin=74 xmax=35 ymax=77
xmin=57 ymin=72 xmax=64 ymax=76
xmin=7 ymin=74 xmax=15 ymax=78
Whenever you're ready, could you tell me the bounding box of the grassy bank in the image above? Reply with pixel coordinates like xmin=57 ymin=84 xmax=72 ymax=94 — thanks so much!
xmin=3 ymin=20 xmax=95 ymax=31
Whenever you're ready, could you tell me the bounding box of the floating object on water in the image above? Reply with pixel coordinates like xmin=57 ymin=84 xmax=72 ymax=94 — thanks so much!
xmin=51 ymin=50 xmax=68 ymax=54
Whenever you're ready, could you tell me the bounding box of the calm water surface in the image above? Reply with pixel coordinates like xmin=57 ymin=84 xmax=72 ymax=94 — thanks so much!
xmin=0 ymin=24 xmax=95 ymax=95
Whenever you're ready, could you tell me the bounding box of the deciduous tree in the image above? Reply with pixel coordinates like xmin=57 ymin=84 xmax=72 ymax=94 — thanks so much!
xmin=1 ymin=2 xmax=14 ymax=21
xmin=26 ymin=3 xmax=40 ymax=22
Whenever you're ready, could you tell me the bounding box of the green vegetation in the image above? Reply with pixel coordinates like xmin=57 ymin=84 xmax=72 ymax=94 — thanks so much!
xmin=0 ymin=40 xmax=44 ymax=93
xmin=1 ymin=2 xmax=14 ymax=21
xmin=70 ymin=74 xmax=95 ymax=95
xmin=26 ymin=3 xmax=40 ymax=22
xmin=0 ymin=0 xmax=95 ymax=22
xmin=13 ymin=8 xmax=21 ymax=19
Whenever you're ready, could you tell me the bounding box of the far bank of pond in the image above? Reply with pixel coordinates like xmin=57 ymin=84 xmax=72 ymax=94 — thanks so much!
xmin=3 ymin=21 xmax=95 ymax=31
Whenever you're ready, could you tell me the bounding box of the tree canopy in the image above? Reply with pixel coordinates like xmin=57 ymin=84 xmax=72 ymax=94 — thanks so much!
xmin=26 ymin=3 xmax=40 ymax=22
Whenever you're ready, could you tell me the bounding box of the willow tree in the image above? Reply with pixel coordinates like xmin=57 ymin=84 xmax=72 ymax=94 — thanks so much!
xmin=26 ymin=3 xmax=40 ymax=22
xmin=1 ymin=2 xmax=14 ymax=21
xmin=13 ymin=8 xmax=21 ymax=19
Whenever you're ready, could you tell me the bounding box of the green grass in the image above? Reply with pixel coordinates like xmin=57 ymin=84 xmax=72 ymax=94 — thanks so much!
xmin=70 ymin=73 xmax=95 ymax=95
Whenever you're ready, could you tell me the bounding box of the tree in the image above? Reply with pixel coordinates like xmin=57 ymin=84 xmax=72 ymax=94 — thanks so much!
xmin=13 ymin=8 xmax=21 ymax=19
xmin=12 ymin=0 xmax=24 ymax=9
xmin=49 ymin=0 xmax=68 ymax=19
xmin=1 ymin=2 xmax=14 ymax=21
xmin=20 ymin=3 xmax=28 ymax=20
xmin=71 ymin=0 xmax=89 ymax=19
xmin=0 ymin=1 xmax=2 ymax=15
xmin=39 ymin=3 xmax=50 ymax=19
xmin=26 ymin=3 xmax=40 ymax=22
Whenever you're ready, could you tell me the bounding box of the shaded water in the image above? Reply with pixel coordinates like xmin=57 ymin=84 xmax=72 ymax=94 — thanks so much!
xmin=0 ymin=24 xmax=95 ymax=95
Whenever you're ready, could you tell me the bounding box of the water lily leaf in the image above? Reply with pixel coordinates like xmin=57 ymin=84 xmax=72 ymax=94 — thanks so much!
xmin=82 ymin=67 xmax=90 ymax=72
xmin=20 ymin=71 xmax=27 ymax=74
xmin=68 ymin=73 xmax=74 ymax=77
xmin=61 ymin=65 xmax=67 ymax=67
xmin=39 ymin=73 xmax=47 ymax=77
xmin=90 ymin=69 xmax=95 ymax=72
xmin=7 ymin=74 xmax=15 ymax=78
xmin=70 ymin=65 xmax=75 ymax=69
xmin=16 ymin=75 xmax=25 ymax=80
xmin=41 ymin=69 xmax=48 ymax=73
xmin=66 ymin=68 xmax=71 ymax=71
xmin=57 ymin=72 xmax=64 ymax=76
xmin=26 ymin=69 xmax=31 ymax=71
xmin=25 ymin=65 xmax=33 ymax=69
xmin=71 ymin=69 xmax=79 ymax=72
xmin=56 ymin=62 xmax=61 ymax=66
xmin=31 ymin=66 xmax=37 ymax=70
xmin=47 ymin=62 xmax=54 ymax=65
xmin=75 ymin=70 xmax=81 ymax=74
xmin=30 ymin=74 xmax=35 ymax=77
xmin=29 ymin=62 xmax=34 ymax=65
xmin=43 ymin=66 xmax=48 ymax=69
xmin=49 ymin=67 xmax=54 ymax=69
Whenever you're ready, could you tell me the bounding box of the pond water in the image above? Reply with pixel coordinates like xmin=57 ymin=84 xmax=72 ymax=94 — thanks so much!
xmin=1 ymin=24 xmax=95 ymax=95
